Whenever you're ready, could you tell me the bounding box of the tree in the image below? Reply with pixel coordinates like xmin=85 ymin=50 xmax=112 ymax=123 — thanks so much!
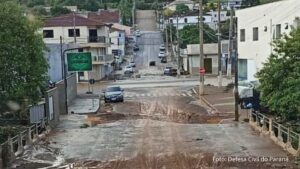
xmin=175 ymin=4 xmax=189 ymax=15
xmin=163 ymin=8 xmax=174 ymax=17
xmin=179 ymin=24 xmax=217 ymax=48
xmin=0 ymin=1 xmax=48 ymax=112
xmin=118 ymin=0 xmax=132 ymax=26
xmin=256 ymin=28 xmax=300 ymax=121
xmin=50 ymin=6 xmax=71 ymax=16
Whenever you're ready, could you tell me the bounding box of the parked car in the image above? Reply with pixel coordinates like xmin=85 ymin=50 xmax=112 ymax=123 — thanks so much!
xmin=158 ymin=51 xmax=165 ymax=58
xmin=103 ymin=86 xmax=124 ymax=103
xmin=164 ymin=67 xmax=177 ymax=76
xmin=129 ymin=61 xmax=136 ymax=67
xmin=133 ymin=45 xmax=139 ymax=51
xmin=149 ymin=61 xmax=156 ymax=66
xmin=161 ymin=57 xmax=167 ymax=63
xmin=159 ymin=44 xmax=165 ymax=51
xmin=135 ymin=30 xmax=141 ymax=37
xmin=124 ymin=65 xmax=134 ymax=74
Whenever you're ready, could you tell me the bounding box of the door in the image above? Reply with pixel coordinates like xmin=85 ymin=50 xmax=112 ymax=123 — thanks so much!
xmin=89 ymin=29 xmax=98 ymax=42
xmin=204 ymin=58 xmax=212 ymax=74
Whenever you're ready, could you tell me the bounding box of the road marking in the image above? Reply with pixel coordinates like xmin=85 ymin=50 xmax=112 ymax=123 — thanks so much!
xmin=213 ymin=102 xmax=235 ymax=106
xmin=176 ymin=93 xmax=181 ymax=96
xmin=187 ymin=93 xmax=192 ymax=97
xmin=141 ymin=94 xmax=145 ymax=97
xmin=169 ymin=93 xmax=175 ymax=96
xmin=147 ymin=93 xmax=151 ymax=97
xmin=181 ymin=93 xmax=187 ymax=97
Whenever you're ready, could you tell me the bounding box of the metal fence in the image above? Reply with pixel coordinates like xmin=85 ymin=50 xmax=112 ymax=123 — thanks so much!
xmin=0 ymin=118 xmax=47 ymax=168
xmin=250 ymin=111 xmax=300 ymax=156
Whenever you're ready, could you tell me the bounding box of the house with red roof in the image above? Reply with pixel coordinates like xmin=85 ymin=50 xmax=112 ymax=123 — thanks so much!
xmin=42 ymin=13 xmax=114 ymax=82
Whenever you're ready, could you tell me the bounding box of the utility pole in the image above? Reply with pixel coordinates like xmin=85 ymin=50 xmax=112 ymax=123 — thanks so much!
xmin=217 ymin=0 xmax=222 ymax=87
xmin=227 ymin=7 xmax=234 ymax=77
xmin=132 ymin=0 xmax=136 ymax=30
xmin=234 ymin=17 xmax=239 ymax=121
xmin=199 ymin=0 xmax=204 ymax=96
xmin=170 ymin=19 xmax=173 ymax=59
xmin=73 ymin=11 xmax=77 ymax=43
xmin=165 ymin=15 xmax=169 ymax=56
xmin=176 ymin=15 xmax=180 ymax=76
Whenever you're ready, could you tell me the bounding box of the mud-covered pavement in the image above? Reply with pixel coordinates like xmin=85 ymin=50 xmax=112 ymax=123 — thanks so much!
xmin=12 ymin=86 xmax=298 ymax=169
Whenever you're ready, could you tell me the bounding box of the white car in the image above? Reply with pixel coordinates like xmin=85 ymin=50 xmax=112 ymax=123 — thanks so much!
xmin=135 ymin=30 xmax=141 ymax=37
xmin=129 ymin=61 xmax=136 ymax=67
xmin=238 ymin=81 xmax=259 ymax=99
xmin=159 ymin=44 xmax=165 ymax=51
xmin=158 ymin=51 xmax=165 ymax=58
xmin=124 ymin=65 xmax=134 ymax=74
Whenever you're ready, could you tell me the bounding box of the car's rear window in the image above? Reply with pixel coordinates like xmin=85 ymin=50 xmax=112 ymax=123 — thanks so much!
xmin=107 ymin=87 xmax=121 ymax=92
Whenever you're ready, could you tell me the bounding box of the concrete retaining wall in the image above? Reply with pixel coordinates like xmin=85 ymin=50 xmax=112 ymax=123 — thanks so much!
xmin=0 ymin=119 xmax=48 ymax=168
xmin=249 ymin=111 xmax=300 ymax=156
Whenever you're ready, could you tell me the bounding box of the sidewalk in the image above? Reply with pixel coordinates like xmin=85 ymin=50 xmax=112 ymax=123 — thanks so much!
xmin=194 ymin=85 xmax=248 ymax=123
xmin=68 ymin=98 xmax=99 ymax=114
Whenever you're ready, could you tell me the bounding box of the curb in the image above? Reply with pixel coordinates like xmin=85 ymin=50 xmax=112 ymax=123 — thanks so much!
xmin=192 ymin=88 xmax=219 ymax=114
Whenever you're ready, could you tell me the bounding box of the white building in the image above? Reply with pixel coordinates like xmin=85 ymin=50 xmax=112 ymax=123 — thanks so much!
xmin=108 ymin=28 xmax=126 ymax=64
xmin=168 ymin=15 xmax=213 ymax=30
xmin=226 ymin=0 xmax=243 ymax=10
xmin=43 ymin=13 xmax=114 ymax=82
xmin=236 ymin=0 xmax=300 ymax=81
xmin=186 ymin=43 xmax=219 ymax=75
xmin=207 ymin=11 xmax=228 ymax=22
xmin=167 ymin=10 xmax=228 ymax=30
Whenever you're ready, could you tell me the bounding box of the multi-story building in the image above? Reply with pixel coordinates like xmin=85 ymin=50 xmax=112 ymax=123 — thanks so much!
xmin=108 ymin=27 xmax=126 ymax=65
xmin=236 ymin=0 xmax=300 ymax=81
xmin=43 ymin=13 xmax=114 ymax=82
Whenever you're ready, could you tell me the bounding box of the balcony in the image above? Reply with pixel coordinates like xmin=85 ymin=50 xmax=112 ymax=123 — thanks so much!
xmin=92 ymin=55 xmax=114 ymax=65
xmin=88 ymin=36 xmax=106 ymax=43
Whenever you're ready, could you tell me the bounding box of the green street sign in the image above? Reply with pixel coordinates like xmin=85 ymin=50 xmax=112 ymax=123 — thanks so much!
xmin=67 ymin=52 xmax=92 ymax=71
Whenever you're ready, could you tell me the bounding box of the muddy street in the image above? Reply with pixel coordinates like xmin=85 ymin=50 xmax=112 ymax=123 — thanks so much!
xmin=13 ymin=87 xmax=294 ymax=168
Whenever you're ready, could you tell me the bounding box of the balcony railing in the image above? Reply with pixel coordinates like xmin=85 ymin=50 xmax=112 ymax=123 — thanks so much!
xmin=88 ymin=36 xmax=106 ymax=43
xmin=93 ymin=55 xmax=114 ymax=63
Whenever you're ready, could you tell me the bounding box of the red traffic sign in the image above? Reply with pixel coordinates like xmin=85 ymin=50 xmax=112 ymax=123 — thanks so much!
xmin=199 ymin=68 xmax=205 ymax=75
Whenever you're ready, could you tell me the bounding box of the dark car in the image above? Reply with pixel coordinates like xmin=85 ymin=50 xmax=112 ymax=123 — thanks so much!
xmin=103 ymin=86 xmax=124 ymax=103
xmin=133 ymin=45 xmax=139 ymax=51
xmin=149 ymin=61 xmax=156 ymax=66
xmin=161 ymin=57 xmax=167 ymax=63
xmin=164 ymin=67 xmax=177 ymax=76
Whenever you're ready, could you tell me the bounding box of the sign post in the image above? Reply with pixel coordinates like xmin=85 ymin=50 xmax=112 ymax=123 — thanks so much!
xmin=67 ymin=52 xmax=92 ymax=71
xmin=199 ymin=68 xmax=205 ymax=76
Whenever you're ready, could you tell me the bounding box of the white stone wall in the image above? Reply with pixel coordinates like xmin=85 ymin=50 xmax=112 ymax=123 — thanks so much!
xmin=236 ymin=0 xmax=300 ymax=80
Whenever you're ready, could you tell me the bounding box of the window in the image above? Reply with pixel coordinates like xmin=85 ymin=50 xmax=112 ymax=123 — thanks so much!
xmin=253 ymin=27 xmax=258 ymax=41
xmin=275 ymin=24 xmax=281 ymax=39
xmin=78 ymin=72 xmax=84 ymax=76
xmin=43 ymin=30 xmax=54 ymax=38
xmin=240 ymin=29 xmax=245 ymax=42
xmin=184 ymin=18 xmax=188 ymax=23
xmin=68 ymin=29 xmax=80 ymax=37
xmin=170 ymin=19 xmax=173 ymax=23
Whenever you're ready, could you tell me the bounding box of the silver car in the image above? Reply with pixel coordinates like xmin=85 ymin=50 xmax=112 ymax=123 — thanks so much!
xmin=103 ymin=86 xmax=124 ymax=103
